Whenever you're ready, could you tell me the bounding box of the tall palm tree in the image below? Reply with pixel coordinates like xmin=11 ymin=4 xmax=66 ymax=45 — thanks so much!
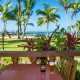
xmin=17 ymin=0 xmax=21 ymax=39
xmin=70 ymin=0 xmax=79 ymax=21
xmin=23 ymin=0 xmax=36 ymax=32
xmin=75 ymin=20 xmax=80 ymax=37
xmin=57 ymin=0 xmax=74 ymax=32
xmin=12 ymin=4 xmax=22 ymax=34
xmin=0 ymin=2 xmax=16 ymax=50
xmin=21 ymin=13 xmax=34 ymax=38
xmin=36 ymin=3 xmax=60 ymax=37
xmin=7 ymin=0 xmax=23 ymax=39
xmin=69 ymin=0 xmax=80 ymax=36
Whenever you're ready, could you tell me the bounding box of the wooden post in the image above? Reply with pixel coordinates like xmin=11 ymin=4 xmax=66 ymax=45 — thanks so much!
xmin=49 ymin=56 xmax=56 ymax=62
xmin=70 ymin=56 xmax=74 ymax=59
xmin=0 ymin=57 xmax=1 ymax=73
xmin=29 ymin=57 xmax=36 ymax=64
xmin=12 ymin=57 xmax=18 ymax=64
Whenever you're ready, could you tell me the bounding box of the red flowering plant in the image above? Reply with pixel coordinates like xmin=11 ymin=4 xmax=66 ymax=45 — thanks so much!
xmin=18 ymin=31 xmax=55 ymax=51
xmin=35 ymin=31 xmax=55 ymax=51
xmin=65 ymin=33 xmax=80 ymax=50
xmin=18 ymin=37 xmax=35 ymax=51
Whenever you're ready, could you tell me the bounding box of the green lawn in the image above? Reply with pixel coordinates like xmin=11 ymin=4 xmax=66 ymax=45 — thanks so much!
xmin=0 ymin=38 xmax=28 ymax=51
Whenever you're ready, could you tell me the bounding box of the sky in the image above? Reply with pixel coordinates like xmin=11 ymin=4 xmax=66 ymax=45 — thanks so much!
xmin=0 ymin=0 xmax=80 ymax=32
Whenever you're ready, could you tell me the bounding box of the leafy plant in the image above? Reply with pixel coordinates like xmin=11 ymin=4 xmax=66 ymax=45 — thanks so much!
xmin=18 ymin=37 xmax=35 ymax=51
xmin=65 ymin=33 xmax=80 ymax=50
xmin=35 ymin=31 xmax=55 ymax=51
xmin=54 ymin=28 xmax=67 ymax=51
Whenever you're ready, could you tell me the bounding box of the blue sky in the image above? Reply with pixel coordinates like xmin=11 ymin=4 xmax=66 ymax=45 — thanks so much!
xmin=0 ymin=0 xmax=80 ymax=32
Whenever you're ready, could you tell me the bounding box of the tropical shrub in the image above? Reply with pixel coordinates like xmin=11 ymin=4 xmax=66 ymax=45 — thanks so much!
xmin=54 ymin=28 xmax=67 ymax=51
xmin=35 ymin=31 xmax=55 ymax=51
xmin=65 ymin=33 xmax=80 ymax=50
xmin=18 ymin=37 xmax=35 ymax=51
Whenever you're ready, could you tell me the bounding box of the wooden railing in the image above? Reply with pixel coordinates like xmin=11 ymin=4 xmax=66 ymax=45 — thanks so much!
xmin=0 ymin=51 xmax=80 ymax=73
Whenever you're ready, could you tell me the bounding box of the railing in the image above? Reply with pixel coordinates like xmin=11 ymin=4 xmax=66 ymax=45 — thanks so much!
xmin=0 ymin=51 xmax=80 ymax=73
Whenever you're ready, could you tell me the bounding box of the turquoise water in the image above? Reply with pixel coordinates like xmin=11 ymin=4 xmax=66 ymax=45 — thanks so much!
xmin=0 ymin=31 xmax=53 ymax=36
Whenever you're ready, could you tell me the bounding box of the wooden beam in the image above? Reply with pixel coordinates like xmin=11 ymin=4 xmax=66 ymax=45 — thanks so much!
xmin=0 ymin=51 xmax=80 ymax=57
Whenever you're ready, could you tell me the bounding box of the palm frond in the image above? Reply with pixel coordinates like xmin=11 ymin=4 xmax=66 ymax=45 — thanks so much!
xmin=7 ymin=2 xmax=12 ymax=8
xmin=71 ymin=12 xmax=74 ymax=20
xmin=57 ymin=0 xmax=64 ymax=7
xmin=27 ymin=23 xmax=34 ymax=26
xmin=50 ymin=7 xmax=59 ymax=13
xmin=67 ymin=25 xmax=75 ymax=32
xmin=30 ymin=0 xmax=37 ymax=10
xmin=67 ymin=2 xmax=73 ymax=8
xmin=43 ymin=3 xmax=48 ymax=11
xmin=24 ymin=0 xmax=28 ymax=9
xmin=36 ymin=9 xmax=46 ymax=16
xmin=50 ymin=14 xmax=60 ymax=19
xmin=6 ymin=11 xmax=16 ymax=20
xmin=37 ymin=17 xmax=46 ymax=27
xmin=64 ymin=0 xmax=69 ymax=6
xmin=0 ymin=5 xmax=3 ymax=12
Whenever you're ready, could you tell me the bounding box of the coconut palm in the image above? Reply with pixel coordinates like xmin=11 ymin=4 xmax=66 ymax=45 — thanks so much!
xmin=21 ymin=14 xmax=34 ymax=38
xmin=6 ymin=0 xmax=23 ymax=39
xmin=12 ymin=4 xmax=22 ymax=34
xmin=17 ymin=0 xmax=21 ymax=39
xmin=75 ymin=20 xmax=80 ymax=37
xmin=70 ymin=0 xmax=80 ymax=20
xmin=57 ymin=0 xmax=74 ymax=32
xmin=69 ymin=0 xmax=80 ymax=37
xmin=36 ymin=3 xmax=60 ymax=37
xmin=0 ymin=2 xmax=16 ymax=50
xmin=23 ymin=0 xmax=36 ymax=32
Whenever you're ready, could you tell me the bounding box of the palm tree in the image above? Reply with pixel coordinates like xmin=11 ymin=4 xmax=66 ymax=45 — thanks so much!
xmin=0 ymin=2 xmax=16 ymax=50
xmin=21 ymin=14 xmax=34 ymax=38
xmin=12 ymin=4 xmax=22 ymax=35
xmin=23 ymin=0 xmax=36 ymax=32
xmin=75 ymin=20 xmax=80 ymax=37
xmin=17 ymin=0 xmax=21 ymax=39
xmin=36 ymin=3 xmax=60 ymax=37
xmin=70 ymin=0 xmax=79 ymax=21
xmin=7 ymin=0 xmax=23 ymax=39
xmin=57 ymin=0 xmax=74 ymax=32
xmin=69 ymin=0 xmax=80 ymax=37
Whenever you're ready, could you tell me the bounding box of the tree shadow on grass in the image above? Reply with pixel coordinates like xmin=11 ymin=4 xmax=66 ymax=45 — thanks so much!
xmin=4 ymin=40 xmax=27 ymax=44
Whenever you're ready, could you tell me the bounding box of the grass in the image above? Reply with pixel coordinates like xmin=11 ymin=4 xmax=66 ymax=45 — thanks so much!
xmin=0 ymin=38 xmax=27 ymax=51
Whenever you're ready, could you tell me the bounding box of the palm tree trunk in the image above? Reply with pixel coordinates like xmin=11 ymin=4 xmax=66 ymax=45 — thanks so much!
xmin=2 ymin=21 xmax=6 ymax=50
xmin=20 ymin=24 xmax=22 ymax=33
xmin=17 ymin=0 xmax=20 ymax=39
xmin=22 ymin=23 xmax=26 ymax=38
xmin=22 ymin=15 xmax=29 ymax=39
xmin=5 ymin=21 xmax=11 ymax=38
xmin=47 ymin=21 xmax=49 ymax=37
xmin=75 ymin=14 xmax=78 ymax=38
xmin=64 ymin=10 xmax=74 ymax=33
xmin=25 ymin=15 xmax=29 ymax=35
xmin=26 ymin=15 xmax=29 ymax=28
xmin=75 ymin=14 xmax=77 ymax=21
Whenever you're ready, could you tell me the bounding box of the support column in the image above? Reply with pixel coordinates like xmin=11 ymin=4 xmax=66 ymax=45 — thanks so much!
xmin=49 ymin=56 xmax=56 ymax=62
xmin=30 ymin=57 xmax=36 ymax=64
xmin=12 ymin=57 xmax=18 ymax=64
xmin=0 ymin=57 xmax=1 ymax=73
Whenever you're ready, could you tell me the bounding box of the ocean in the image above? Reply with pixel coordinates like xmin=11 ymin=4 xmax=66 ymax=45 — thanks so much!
xmin=0 ymin=31 xmax=53 ymax=36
